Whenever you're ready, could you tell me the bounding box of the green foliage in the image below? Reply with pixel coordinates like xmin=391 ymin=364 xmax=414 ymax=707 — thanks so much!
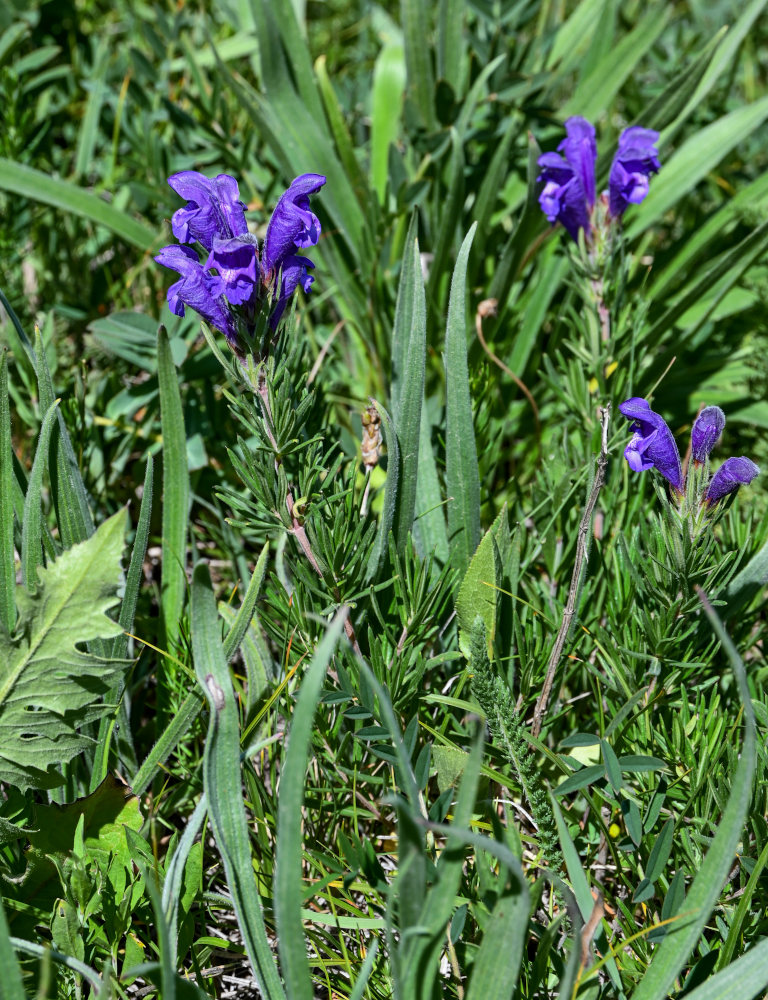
xmin=0 ymin=510 xmax=126 ymax=791
xmin=1 ymin=0 xmax=768 ymax=996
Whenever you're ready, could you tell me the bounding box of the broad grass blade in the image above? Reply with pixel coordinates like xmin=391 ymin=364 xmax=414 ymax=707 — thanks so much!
xmin=445 ymin=224 xmax=481 ymax=574
xmin=371 ymin=42 xmax=406 ymax=203
xmin=157 ymin=326 xmax=189 ymax=649
xmin=632 ymin=590 xmax=757 ymax=1000
xmin=191 ymin=562 xmax=286 ymax=1000
xmin=274 ymin=610 xmax=346 ymax=1000
xmin=223 ymin=541 xmax=270 ymax=662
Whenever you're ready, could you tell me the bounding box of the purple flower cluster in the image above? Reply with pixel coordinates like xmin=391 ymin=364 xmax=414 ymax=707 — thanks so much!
xmin=619 ymin=397 xmax=759 ymax=505
xmin=537 ymin=117 xmax=660 ymax=242
xmin=155 ymin=171 xmax=326 ymax=352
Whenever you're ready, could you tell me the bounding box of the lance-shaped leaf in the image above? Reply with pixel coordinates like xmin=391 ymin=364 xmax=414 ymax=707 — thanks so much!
xmin=0 ymin=509 xmax=127 ymax=791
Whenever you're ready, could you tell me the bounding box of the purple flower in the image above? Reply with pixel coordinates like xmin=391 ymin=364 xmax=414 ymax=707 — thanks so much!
xmin=537 ymin=117 xmax=596 ymax=242
xmin=156 ymin=170 xmax=326 ymax=351
xmin=537 ymin=118 xmax=660 ymax=242
xmin=155 ymin=244 xmax=238 ymax=347
xmin=691 ymin=406 xmax=725 ymax=463
xmin=205 ymin=235 xmax=260 ymax=306
xmin=262 ymin=173 xmax=326 ymax=276
xmin=608 ymin=127 xmax=660 ymax=217
xmin=619 ymin=397 xmax=760 ymax=507
xmin=169 ymin=172 xmax=248 ymax=251
xmin=618 ymin=397 xmax=683 ymax=492
xmin=705 ymin=457 xmax=760 ymax=505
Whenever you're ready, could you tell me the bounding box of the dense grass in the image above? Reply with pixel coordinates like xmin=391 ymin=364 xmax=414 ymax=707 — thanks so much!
xmin=1 ymin=1 xmax=768 ymax=997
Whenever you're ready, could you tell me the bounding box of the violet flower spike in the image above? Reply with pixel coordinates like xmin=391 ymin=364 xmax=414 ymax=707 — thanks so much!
xmin=618 ymin=397 xmax=683 ymax=492
xmin=262 ymin=173 xmax=326 ymax=276
xmin=691 ymin=406 xmax=725 ymax=463
xmin=705 ymin=457 xmax=760 ymax=505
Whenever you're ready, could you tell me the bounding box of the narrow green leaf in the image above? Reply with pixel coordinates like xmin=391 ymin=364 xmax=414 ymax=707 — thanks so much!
xmin=437 ymin=0 xmax=464 ymax=83
xmin=562 ymin=8 xmax=669 ymax=121
xmin=401 ymin=0 xmax=435 ymax=129
xmin=456 ymin=507 xmax=507 ymax=657
xmin=0 ymin=159 xmax=156 ymax=250
xmin=627 ymin=98 xmax=768 ymax=239
xmin=34 ymin=328 xmax=94 ymax=549
xmin=0 ymin=892 xmax=25 ymax=1000
xmin=223 ymin=542 xmax=270 ymax=663
xmin=679 ymin=938 xmax=768 ymax=1000
xmin=545 ymin=0 xmax=606 ymax=73
xmin=717 ymin=837 xmax=768 ymax=971
xmin=275 ymin=610 xmax=346 ymax=1000
xmin=21 ymin=400 xmax=59 ymax=591
xmin=632 ymin=592 xmax=756 ymax=1000
xmin=464 ymin=890 xmax=527 ymax=1000
xmin=366 ymin=400 xmax=399 ymax=580
xmin=0 ymin=354 xmax=15 ymax=634
xmin=393 ymin=236 xmax=426 ymax=554
xmin=723 ymin=529 xmax=768 ymax=619
xmin=674 ymin=0 xmax=768 ymax=134
xmin=391 ymin=212 xmax=419 ymax=421
xmin=162 ymin=795 xmax=208 ymax=968
xmin=427 ymin=130 xmax=465 ymax=304
xmin=191 ymin=563 xmax=285 ymax=1000
xmin=370 ymin=42 xmax=406 ymax=202
xmin=645 ymin=816 xmax=674 ymax=883
xmin=143 ymin=872 xmax=176 ymax=1000
xmin=445 ymin=224 xmax=481 ymax=574
xmin=131 ymin=690 xmax=204 ymax=799
xmin=73 ymin=41 xmax=109 ymax=180
xmin=413 ymin=404 xmax=449 ymax=564
xmin=270 ymin=0 xmax=325 ymax=123
xmin=158 ymin=326 xmax=189 ymax=648
xmin=314 ymin=54 xmax=369 ymax=200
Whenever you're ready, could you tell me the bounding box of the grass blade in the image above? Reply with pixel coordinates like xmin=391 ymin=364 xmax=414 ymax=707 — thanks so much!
xmin=131 ymin=690 xmax=204 ymax=799
xmin=366 ymin=400 xmax=399 ymax=580
xmin=21 ymin=400 xmax=59 ymax=591
xmin=274 ymin=609 xmax=346 ymax=1000
xmin=401 ymin=0 xmax=435 ymax=129
xmin=632 ymin=589 xmax=757 ymax=1000
xmin=0 ymin=354 xmax=15 ymax=634
xmin=223 ymin=541 xmax=270 ymax=662
xmin=0 ymin=158 xmax=156 ymax=250
xmin=370 ymin=41 xmax=406 ymax=203
xmin=393 ymin=234 xmax=426 ymax=554
xmin=0 ymin=892 xmax=25 ymax=1000
xmin=157 ymin=326 xmax=189 ymax=649
xmin=191 ymin=562 xmax=285 ymax=1000
xmin=445 ymin=224 xmax=481 ymax=574
xmin=679 ymin=938 xmax=768 ymax=1000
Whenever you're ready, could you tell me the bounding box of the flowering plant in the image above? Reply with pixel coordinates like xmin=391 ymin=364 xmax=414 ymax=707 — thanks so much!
xmin=619 ymin=397 xmax=759 ymax=505
xmin=155 ymin=171 xmax=326 ymax=357
xmin=537 ymin=116 xmax=660 ymax=243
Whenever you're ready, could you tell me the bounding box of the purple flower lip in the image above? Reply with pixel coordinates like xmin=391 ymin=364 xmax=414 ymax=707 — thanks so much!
xmin=537 ymin=117 xmax=660 ymax=242
xmin=169 ymin=172 xmax=248 ymax=251
xmin=619 ymin=397 xmax=760 ymax=507
xmin=618 ymin=397 xmax=683 ymax=492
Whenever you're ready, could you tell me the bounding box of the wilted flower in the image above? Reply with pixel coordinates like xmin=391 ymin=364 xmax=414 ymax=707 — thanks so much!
xmin=155 ymin=170 xmax=326 ymax=353
xmin=537 ymin=117 xmax=660 ymax=242
xmin=618 ymin=397 xmax=759 ymax=506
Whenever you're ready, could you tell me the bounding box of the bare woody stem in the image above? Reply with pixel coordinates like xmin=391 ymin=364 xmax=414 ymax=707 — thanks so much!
xmin=531 ymin=405 xmax=611 ymax=739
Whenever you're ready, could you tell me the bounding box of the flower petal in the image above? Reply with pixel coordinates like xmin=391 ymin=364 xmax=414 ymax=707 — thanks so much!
xmin=560 ymin=116 xmax=597 ymax=208
xmin=691 ymin=406 xmax=726 ymax=463
xmin=608 ymin=127 xmax=660 ymax=217
xmin=169 ymin=171 xmax=248 ymax=250
xmin=618 ymin=397 xmax=683 ymax=491
xmin=155 ymin=243 xmax=238 ymax=346
xmin=705 ymin=457 xmax=760 ymax=504
xmin=263 ymin=173 xmax=326 ymax=275
xmin=269 ymin=254 xmax=315 ymax=329
xmin=205 ymin=235 xmax=259 ymax=306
